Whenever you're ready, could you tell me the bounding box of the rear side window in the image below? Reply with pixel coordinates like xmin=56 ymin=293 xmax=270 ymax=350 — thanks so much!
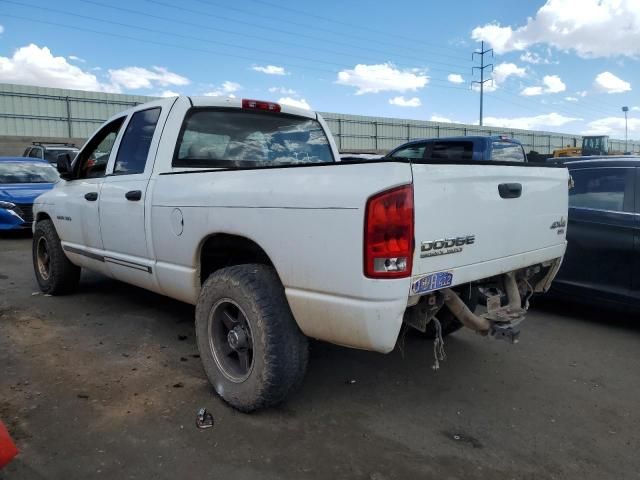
xmin=569 ymin=167 xmax=633 ymax=212
xmin=390 ymin=144 xmax=426 ymax=159
xmin=114 ymin=108 xmax=161 ymax=175
xmin=429 ymin=141 xmax=473 ymax=160
xmin=28 ymin=148 xmax=42 ymax=159
xmin=491 ymin=141 xmax=525 ymax=162
xmin=174 ymin=109 xmax=334 ymax=168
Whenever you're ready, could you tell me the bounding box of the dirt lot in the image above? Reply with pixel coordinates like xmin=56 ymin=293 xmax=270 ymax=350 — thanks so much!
xmin=1 ymin=234 xmax=639 ymax=479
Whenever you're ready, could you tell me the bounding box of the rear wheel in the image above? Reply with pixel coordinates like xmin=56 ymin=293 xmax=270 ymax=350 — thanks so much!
xmin=32 ymin=219 xmax=81 ymax=295
xmin=195 ymin=264 xmax=308 ymax=412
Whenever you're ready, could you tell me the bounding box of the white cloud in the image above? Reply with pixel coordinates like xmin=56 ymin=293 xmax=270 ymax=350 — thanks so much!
xmin=252 ymin=65 xmax=287 ymax=75
xmin=519 ymin=51 xmax=551 ymax=64
xmin=0 ymin=25 xmax=4 ymax=35
xmin=565 ymin=96 xmax=578 ymax=102
xmin=594 ymin=71 xmax=631 ymax=94
xmin=484 ymin=112 xmax=581 ymax=130
xmin=542 ymin=75 xmax=566 ymax=93
xmin=430 ymin=115 xmax=454 ymax=123
xmin=388 ymin=96 xmax=421 ymax=107
xmin=522 ymin=86 xmax=544 ymax=96
xmin=520 ymin=74 xmax=566 ymax=95
xmin=159 ymin=90 xmax=179 ymax=97
xmin=268 ymin=86 xmax=296 ymax=95
xmin=108 ymin=66 xmax=189 ymax=91
xmin=0 ymin=44 xmax=113 ymax=91
xmin=586 ymin=116 xmax=640 ymax=137
xmin=68 ymin=55 xmax=85 ymax=63
xmin=577 ymin=90 xmax=588 ymax=97
xmin=204 ymin=81 xmax=241 ymax=97
xmin=278 ymin=96 xmax=311 ymax=110
xmin=336 ymin=63 xmax=429 ymax=95
xmin=493 ymin=62 xmax=526 ymax=84
xmin=632 ymin=106 xmax=640 ymax=111
xmin=472 ymin=0 xmax=640 ymax=58
xmin=447 ymin=73 xmax=464 ymax=84
xmin=472 ymin=81 xmax=497 ymax=93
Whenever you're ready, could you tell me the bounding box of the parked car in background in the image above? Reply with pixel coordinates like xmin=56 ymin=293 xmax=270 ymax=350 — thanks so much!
xmin=387 ymin=135 xmax=527 ymax=162
xmin=552 ymin=156 xmax=640 ymax=308
xmin=23 ymin=142 xmax=79 ymax=164
xmin=0 ymin=157 xmax=59 ymax=230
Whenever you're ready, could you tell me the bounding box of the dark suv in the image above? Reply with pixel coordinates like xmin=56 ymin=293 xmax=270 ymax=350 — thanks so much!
xmin=387 ymin=135 xmax=527 ymax=162
xmin=23 ymin=143 xmax=79 ymax=164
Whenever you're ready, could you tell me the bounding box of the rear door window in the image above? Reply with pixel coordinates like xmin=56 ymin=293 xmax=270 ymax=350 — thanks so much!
xmin=428 ymin=141 xmax=473 ymax=160
xmin=569 ymin=167 xmax=634 ymax=213
xmin=491 ymin=141 xmax=525 ymax=162
xmin=114 ymin=108 xmax=161 ymax=175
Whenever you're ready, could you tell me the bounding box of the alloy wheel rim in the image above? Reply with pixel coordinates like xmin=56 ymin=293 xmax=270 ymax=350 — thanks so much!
xmin=36 ymin=237 xmax=51 ymax=281
xmin=208 ymin=298 xmax=254 ymax=383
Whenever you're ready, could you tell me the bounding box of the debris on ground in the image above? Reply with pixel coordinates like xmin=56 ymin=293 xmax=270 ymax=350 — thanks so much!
xmin=173 ymin=382 xmax=184 ymax=388
xmin=195 ymin=408 xmax=214 ymax=429
xmin=177 ymin=335 xmax=188 ymax=341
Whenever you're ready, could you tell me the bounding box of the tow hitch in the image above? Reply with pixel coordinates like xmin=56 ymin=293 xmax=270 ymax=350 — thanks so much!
xmin=441 ymin=272 xmax=528 ymax=345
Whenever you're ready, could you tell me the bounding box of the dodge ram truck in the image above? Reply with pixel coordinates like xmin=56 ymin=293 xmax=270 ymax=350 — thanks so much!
xmin=31 ymin=96 xmax=568 ymax=411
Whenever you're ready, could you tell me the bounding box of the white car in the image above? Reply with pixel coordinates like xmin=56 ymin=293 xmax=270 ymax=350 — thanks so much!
xmin=32 ymin=96 xmax=568 ymax=411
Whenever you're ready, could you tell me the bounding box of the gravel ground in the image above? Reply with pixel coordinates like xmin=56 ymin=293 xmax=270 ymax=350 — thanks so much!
xmin=1 ymin=234 xmax=639 ymax=480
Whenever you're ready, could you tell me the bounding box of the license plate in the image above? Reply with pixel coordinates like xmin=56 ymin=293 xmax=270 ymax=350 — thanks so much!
xmin=411 ymin=271 xmax=453 ymax=295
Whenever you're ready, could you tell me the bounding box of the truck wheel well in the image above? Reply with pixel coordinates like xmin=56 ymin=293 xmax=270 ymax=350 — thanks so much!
xmin=35 ymin=212 xmax=51 ymax=223
xmin=199 ymin=234 xmax=274 ymax=285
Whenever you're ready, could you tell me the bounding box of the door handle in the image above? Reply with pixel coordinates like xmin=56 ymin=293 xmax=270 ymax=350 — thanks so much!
xmin=125 ymin=190 xmax=142 ymax=201
xmin=84 ymin=192 xmax=98 ymax=201
xmin=498 ymin=183 xmax=522 ymax=199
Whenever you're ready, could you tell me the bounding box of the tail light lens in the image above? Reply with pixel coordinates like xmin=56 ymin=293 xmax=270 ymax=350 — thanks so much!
xmin=364 ymin=184 xmax=414 ymax=279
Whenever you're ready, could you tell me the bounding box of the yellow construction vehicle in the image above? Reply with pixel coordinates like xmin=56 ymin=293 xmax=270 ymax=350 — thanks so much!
xmin=553 ymin=135 xmax=612 ymax=158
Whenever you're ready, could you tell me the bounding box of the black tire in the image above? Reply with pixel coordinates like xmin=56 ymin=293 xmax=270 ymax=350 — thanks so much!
xmin=195 ymin=264 xmax=308 ymax=412
xmin=422 ymin=285 xmax=479 ymax=339
xmin=32 ymin=219 xmax=81 ymax=295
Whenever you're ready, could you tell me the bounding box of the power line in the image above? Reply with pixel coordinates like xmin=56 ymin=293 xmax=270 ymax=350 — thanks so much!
xmin=75 ymin=0 xmax=468 ymax=76
xmin=241 ymin=0 xmax=468 ymax=56
xmin=472 ymin=41 xmax=493 ymax=126
xmin=144 ymin=0 xmax=471 ymax=72
xmin=0 ymin=11 xmax=473 ymax=96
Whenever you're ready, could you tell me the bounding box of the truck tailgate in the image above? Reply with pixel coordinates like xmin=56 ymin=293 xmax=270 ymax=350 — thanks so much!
xmin=411 ymin=163 xmax=568 ymax=279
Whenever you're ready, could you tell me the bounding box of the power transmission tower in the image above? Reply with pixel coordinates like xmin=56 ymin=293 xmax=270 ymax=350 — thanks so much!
xmin=472 ymin=41 xmax=493 ymax=126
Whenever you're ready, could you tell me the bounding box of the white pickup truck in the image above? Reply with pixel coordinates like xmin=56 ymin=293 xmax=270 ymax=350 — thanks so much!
xmin=32 ymin=96 xmax=568 ymax=411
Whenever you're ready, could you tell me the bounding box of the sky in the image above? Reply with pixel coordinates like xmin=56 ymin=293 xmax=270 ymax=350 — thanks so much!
xmin=0 ymin=0 xmax=639 ymax=139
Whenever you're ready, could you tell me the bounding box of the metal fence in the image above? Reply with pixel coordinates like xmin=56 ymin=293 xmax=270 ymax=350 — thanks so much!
xmin=1 ymin=83 xmax=638 ymax=155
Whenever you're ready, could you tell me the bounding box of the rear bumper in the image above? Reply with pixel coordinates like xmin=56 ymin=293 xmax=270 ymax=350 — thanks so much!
xmin=286 ymin=243 xmax=566 ymax=354
xmin=410 ymin=242 xmax=567 ymax=296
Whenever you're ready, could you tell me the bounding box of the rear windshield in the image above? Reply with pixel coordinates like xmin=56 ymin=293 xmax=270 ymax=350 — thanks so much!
xmin=0 ymin=162 xmax=59 ymax=183
xmin=174 ymin=109 xmax=335 ymax=168
xmin=491 ymin=141 xmax=525 ymax=162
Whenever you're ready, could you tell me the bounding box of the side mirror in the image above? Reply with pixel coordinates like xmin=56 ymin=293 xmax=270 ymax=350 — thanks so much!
xmin=56 ymin=153 xmax=74 ymax=180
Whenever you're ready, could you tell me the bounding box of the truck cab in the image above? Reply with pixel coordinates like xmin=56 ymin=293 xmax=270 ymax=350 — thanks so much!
xmin=387 ymin=135 xmax=527 ymax=162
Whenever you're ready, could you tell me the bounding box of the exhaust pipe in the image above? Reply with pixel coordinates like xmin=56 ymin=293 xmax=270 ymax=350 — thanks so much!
xmin=441 ymin=288 xmax=490 ymax=334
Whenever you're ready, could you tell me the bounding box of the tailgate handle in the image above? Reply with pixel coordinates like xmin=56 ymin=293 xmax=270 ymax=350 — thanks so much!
xmin=498 ymin=183 xmax=522 ymax=199
xmin=84 ymin=192 xmax=98 ymax=201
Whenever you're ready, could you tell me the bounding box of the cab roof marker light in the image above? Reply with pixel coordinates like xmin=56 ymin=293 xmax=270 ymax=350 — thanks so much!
xmin=242 ymin=99 xmax=281 ymax=113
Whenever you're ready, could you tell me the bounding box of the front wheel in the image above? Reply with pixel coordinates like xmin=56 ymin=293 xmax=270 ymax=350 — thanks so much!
xmin=32 ymin=219 xmax=81 ymax=295
xmin=195 ymin=264 xmax=308 ymax=412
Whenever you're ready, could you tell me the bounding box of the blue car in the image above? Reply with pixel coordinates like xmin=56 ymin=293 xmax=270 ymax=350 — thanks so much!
xmin=0 ymin=157 xmax=59 ymax=230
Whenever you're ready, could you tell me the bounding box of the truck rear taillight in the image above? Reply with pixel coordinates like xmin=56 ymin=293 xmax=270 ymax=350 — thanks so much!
xmin=364 ymin=184 xmax=414 ymax=279
xmin=242 ymin=99 xmax=281 ymax=112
